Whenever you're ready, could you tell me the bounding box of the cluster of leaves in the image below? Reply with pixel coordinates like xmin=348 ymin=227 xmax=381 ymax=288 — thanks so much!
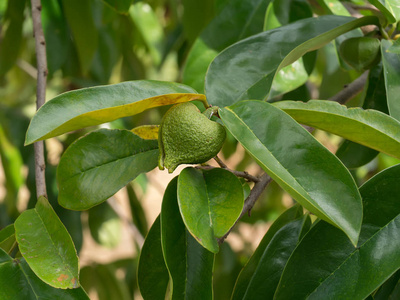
xmin=2 ymin=0 xmax=400 ymax=299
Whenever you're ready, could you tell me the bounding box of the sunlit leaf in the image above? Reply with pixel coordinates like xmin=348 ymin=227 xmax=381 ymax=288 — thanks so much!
xmin=161 ymin=177 xmax=214 ymax=299
xmin=14 ymin=196 xmax=79 ymax=289
xmin=205 ymin=15 xmax=379 ymax=107
xmin=0 ymin=224 xmax=15 ymax=253
xmin=0 ymin=249 xmax=88 ymax=299
xmin=220 ymin=100 xmax=362 ymax=245
xmin=57 ymin=129 xmax=158 ymax=210
xmin=25 ymin=80 xmax=205 ymax=145
xmin=131 ymin=125 xmax=159 ymax=140
xmin=232 ymin=204 xmax=304 ymax=299
xmin=274 ymin=100 xmax=400 ymax=160
xmin=183 ymin=0 xmax=271 ymax=92
xmin=368 ymin=0 xmax=400 ymax=23
xmin=177 ymin=167 xmax=244 ymax=253
xmin=275 ymin=164 xmax=400 ymax=299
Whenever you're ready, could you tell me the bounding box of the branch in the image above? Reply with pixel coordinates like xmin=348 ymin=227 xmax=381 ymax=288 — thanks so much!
xmin=329 ymin=71 xmax=369 ymax=104
xmin=218 ymin=173 xmax=272 ymax=244
xmin=30 ymin=0 xmax=48 ymax=198
xmin=197 ymin=164 xmax=260 ymax=183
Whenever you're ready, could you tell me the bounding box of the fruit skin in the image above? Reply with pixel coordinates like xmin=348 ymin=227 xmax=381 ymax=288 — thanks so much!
xmin=158 ymin=102 xmax=226 ymax=173
xmin=339 ymin=37 xmax=381 ymax=72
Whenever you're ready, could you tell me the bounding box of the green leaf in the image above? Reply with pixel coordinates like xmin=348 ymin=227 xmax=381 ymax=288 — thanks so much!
xmin=42 ymin=0 xmax=69 ymax=75
xmin=382 ymin=39 xmax=400 ymax=122
xmin=25 ymin=80 xmax=204 ymax=145
xmin=220 ymin=100 xmax=362 ymax=245
xmin=80 ymin=264 xmax=131 ymax=300
xmin=387 ymin=38 xmax=400 ymax=54
xmin=182 ymin=0 xmax=215 ymax=43
xmin=275 ymin=164 xmax=400 ymax=299
xmin=183 ymin=0 xmax=271 ymax=93
xmin=0 ymin=0 xmax=25 ymax=76
xmin=126 ymin=182 xmax=148 ymax=237
xmin=238 ymin=214 xmax=311 ymax=299
xmin=130 ymin=2 xmax=163 ymax=65
xmin=205 ymin=15 xmax=379 ymax=107
xmin=274 ymin=100 xmax=400 ymax=160
xmin=131 ymin=125 xmax=159 ymax=140
xmin=88 ymin=201 xmax=122 ymax=248
xmin=14 ymin=196 xmax=79 ymax=289
xmin=368 ymin=0 xmax=400 ymax=23
xmin=232 ymin=204 xmax=304 ymax=299
xmin=0 ymin=224 xmax=16 ymax=253
xmin=264 ymin=0 xmax=314 ymax=99
xmin=61 ymin=0 xmax=98 ymax=73
xmin=102 ymin=0 xmax=132 ymax=14
xmin=57 ymin=129 xmax=158 ymax=210
xmin=0 ymin=249 xmax=88 ymax=299
xmin=161 ymin=177 xmax=214 ymax=299
xmin=138 ymin=216 xmax=169 ymax=299
xmin=177 ymin=167 xmax=244 ymax=253
xmin=335 ymin=64 xmax=387 ymax=168
xmin=374 ymin=270 xmax=400 ymax=300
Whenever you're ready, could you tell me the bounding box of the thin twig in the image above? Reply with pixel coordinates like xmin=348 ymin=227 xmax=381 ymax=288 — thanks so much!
xmin=107 ymin=197 xmax=145 ymax=248
xmin=218 ymin=173 xmax=272 ymax=244
xmin=31 ymin=0 xmax=48 ymax=199
xmin=329 ymin=71 xmax=369 ymax=104
xmin=196 ymin=165 xmax=260 ymax=183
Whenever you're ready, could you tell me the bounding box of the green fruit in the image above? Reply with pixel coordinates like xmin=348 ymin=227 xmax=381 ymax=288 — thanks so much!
xmin=339 ymin=37 xmax=381 ymax=71
xmin=158 ymin=102 xmax=226 ymax=173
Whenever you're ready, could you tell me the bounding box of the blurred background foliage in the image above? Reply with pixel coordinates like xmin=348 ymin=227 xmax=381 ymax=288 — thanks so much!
xmin=1 ymin=0 xmax=400 ymax=299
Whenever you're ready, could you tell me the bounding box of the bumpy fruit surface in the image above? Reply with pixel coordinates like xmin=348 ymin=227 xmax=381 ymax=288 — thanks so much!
xmin=339 ymin=37 xmax=380 ymax=71
xmin=158 ymin=102 xmax=226 ymax=173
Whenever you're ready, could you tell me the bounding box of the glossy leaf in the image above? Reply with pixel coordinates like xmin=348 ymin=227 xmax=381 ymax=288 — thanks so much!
xmin=0 ymin=224 xmax=15 ymax=253
xmin=0 ymin=249 xmax=88 ymax=299
xmin=239 ymin=214 xmax=311 ymax=299
xmin=183 ymin=0 xmax=271 ymax=92
xmin=0 ymin=0 xmax=25 ymax=76
xmin=275 ymin=100 xmax=400 ymax=160
xmin=368 ymin=0 xmax=400 ymax=23
xmin=220 ymin=100 xmax=362 ymax=245
xmin=374 ymin=270 xmax=400 ymax=300
xmin=131 ymin=125 xmax=159 ymax=140
xmin=177 ymin=167 xmax=244 ymax=253
xmin=265 ymin=0 xmax=314 ymax=98
xmin=61 ymin=0 xmax=98 ymax=73
xmin=88 ymin=201 xmax=122 ymax=248
xmin=138 ymin=216 xmax=169 ymax=299
xmin=102 ymin=0 xmax=132 ymax=13
xmin=275 ymin=164 xmax=400 ymax=299
xmin=382 ymin=39 xmax=400 ymax=122
xmin=161 ymin=177 xmax=214 ymax=299
xmin=57 ymin=129 xmax=158 ymax=210
xmin=126 ymin=182 xmax=148 ymax=237
xmin=25 ymin=80 xmax=204 ymax=145
xmin=336 ymin=63 xmax=387 ymax=168
xmin=232 ymin=204 xmax=304 ymax=299
xmin=205 ymin=15 xmax=379 ymax=107
xmin=14 ymin=196 xmax=79 ymax=289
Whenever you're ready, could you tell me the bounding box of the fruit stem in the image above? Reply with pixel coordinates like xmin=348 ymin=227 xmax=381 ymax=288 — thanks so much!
xmin=203 ymin=106 xmax=220 ymax=119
